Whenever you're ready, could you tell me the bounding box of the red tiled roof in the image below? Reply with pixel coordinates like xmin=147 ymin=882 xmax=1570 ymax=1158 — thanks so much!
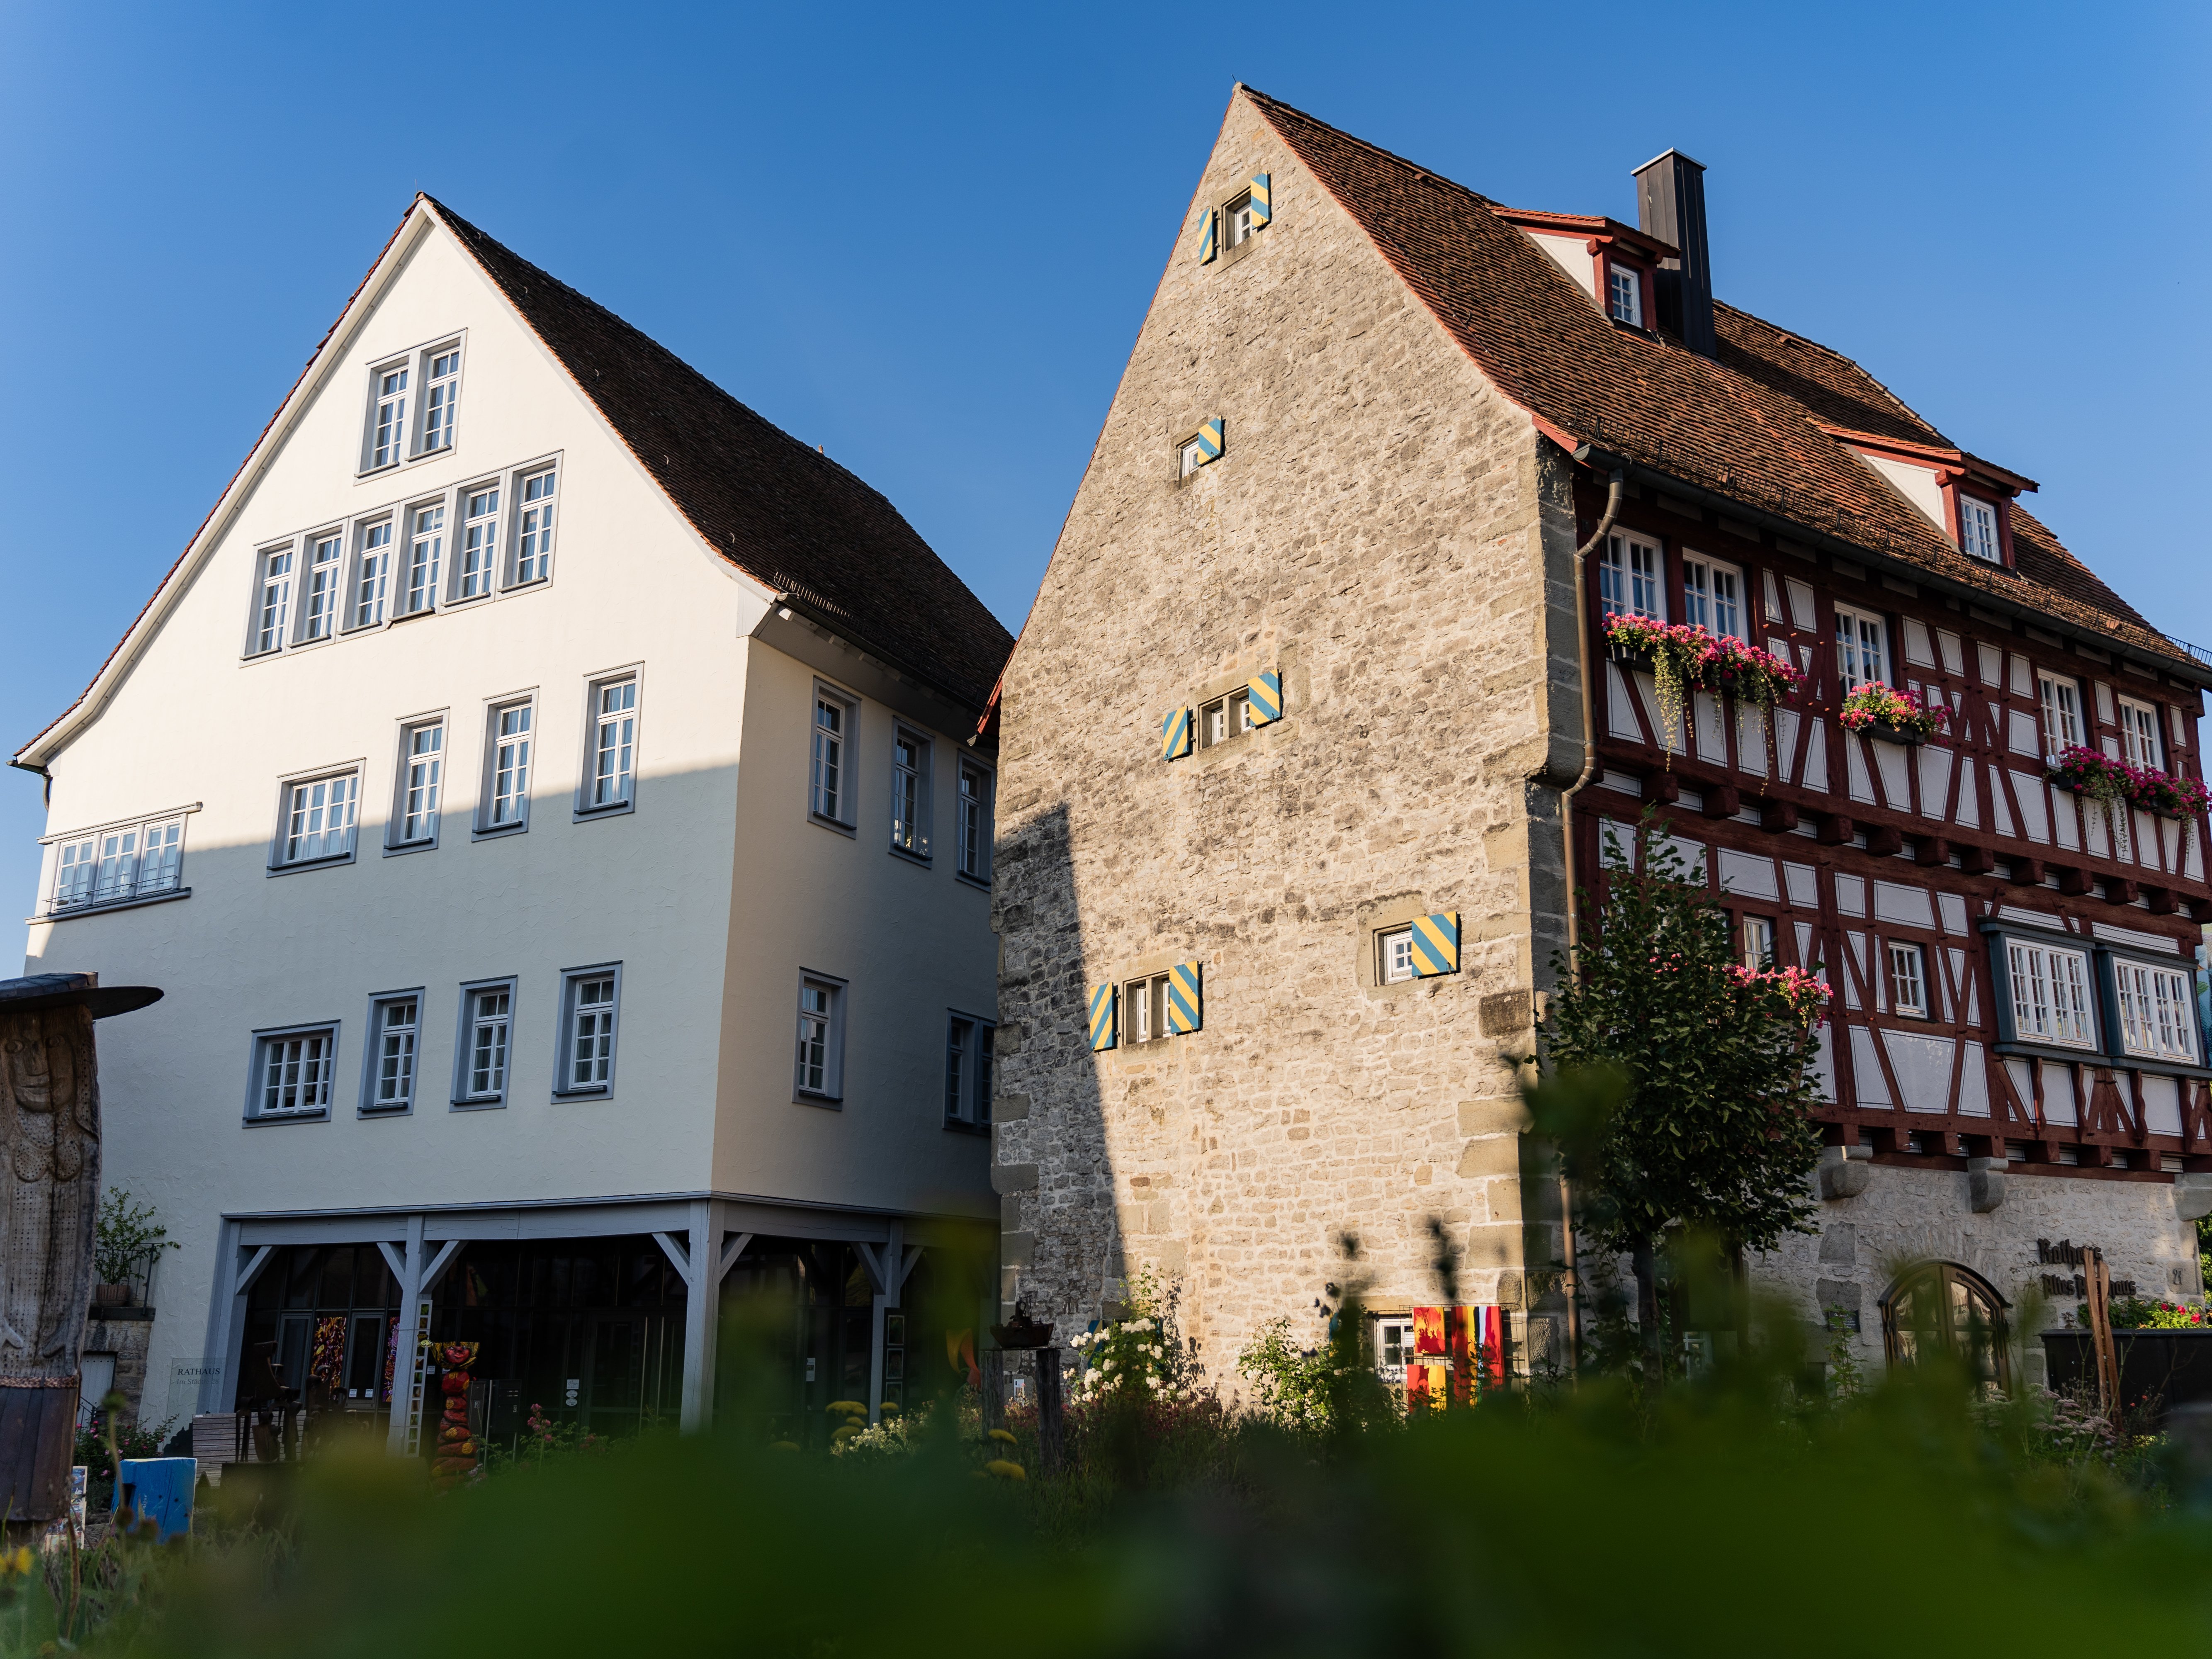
xmin=1243 ymin=89 xmax=2198 ymax=679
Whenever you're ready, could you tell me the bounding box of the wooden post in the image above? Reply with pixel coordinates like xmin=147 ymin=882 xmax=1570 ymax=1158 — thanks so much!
xmin=980 ymin=1349 xmax=1005 ymax=1432
xmin=1035 ymin=1348 xmax=1063 ymax=1477
xmin=2086 ymin=1248 xmax=2121 ymax=1418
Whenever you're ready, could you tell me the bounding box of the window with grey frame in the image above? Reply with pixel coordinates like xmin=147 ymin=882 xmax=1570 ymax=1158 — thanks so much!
xmin=362 ymin=994 xmax=421 ymax=1112
xmin=455 ymin=982 xmax=515 ymax=1105
xmin=795 ymin=973 xmax=846 ymax=1102
xmin=482 ymin=699 xmax=534 ymax=830
xmin=277 ymin=771 xmax=360 ymax=867
xmin=250 ymin=1024 xmax=338 ymax=1120
xmin=944 ymin=1013 xmax=993 ymax=1129
xmin=812 ymin=691 xmax=854 ymax=824
xmin=891 ymin=727 xmax=930 ymax=856
xmin=392 ymin=718 xmax=445 ymax=847
xmin=583 ymin=676 xmax=637 ymax=812
xmin=557 ymin=967 xmax=620 ymax=1094
xmin=956 ymin=761 xmax=992 ymax=881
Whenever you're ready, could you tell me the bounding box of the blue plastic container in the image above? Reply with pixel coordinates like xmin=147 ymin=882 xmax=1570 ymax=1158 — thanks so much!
xmin=115 ymin=1457 xmax=196 ymax=1542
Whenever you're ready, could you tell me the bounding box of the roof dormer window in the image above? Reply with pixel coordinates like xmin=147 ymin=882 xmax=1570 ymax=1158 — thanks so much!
xmin=1607 ymin=263 xmax=1644 ymax=327
xmin=1958 ymin=494 xmax=2000 ymax=563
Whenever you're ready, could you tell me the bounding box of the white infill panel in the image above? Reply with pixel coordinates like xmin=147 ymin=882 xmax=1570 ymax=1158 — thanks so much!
xmin=2141 ymin=810 xmax=2166 ymax=872
xmin=1834 ymin=873 xmax=1867 ymax=917
xmin=2009 ymin=654 xmax=2032 ymax=697
xmin=2003 ymin=1058 xmax=2036 ymax=1121
xmin=1814 ymin=1024 xmax=1838 ymax=1104
xmin=1918 ymin=746 xmax=1952 ymax=819
xmin=1762 ymin=570 xmax=1784 ymax=623
xmin=1938 ymin=631 xmax=1964 ymax=675
xmin=1957 ymin=1044 xmax=1990 ymax=1117
xmin=1938 ymin=893 xmax=1969 ymax=936
xmin=1873 ymin=741 xmax=1911 ymax=809
xmin=1632 ymin=671 xmax=1685 ymax=754
xmin=2091 ymin=921 xmax=2183 ymax=954
xmin=1947 ymin=949 xmax=1976 ymax=1023
xmin=1787 ymin=577 xmax=1817 ymax=631
xmin=1956 ymin=757 xmax=1980 ymax=827
xmin=1694 ymin=691 xmax=1727 ymax=764
xmin=1784 ymin=862 xmax=1818 ymax=909
xmin=1850 ymin=1026 xmax=1893 ymax=1107
xmin=2011 ymin=775 xmax=2049 ymax=843
xmin=2188 ymin=824 xmax=2205 ymax=884
xmin=2160 ymin=815 xmax=2181 ymax=874
xmin=2052 ymin=795 xmax=2080 ymax=851
xmin=2095 ymin=683 xmax=2116 ymax=725
xmin=1903 ymin=618 xmax=1936 ymax=667
xmin=2144 ymin=1075 xmax=2184 ymax=1137
xmin=1885 ymin=1031 xmax=1955 ymax=1113
xmin=1738 ymin=705 xmax=1770 ymax=778
xmin=1846 ymin=735 xmax=1877 ymax=805
xmin=2043 ymin=1064 xmax=2079 ymax=1126
xmin=2007 ymin=708 xmax=2042 ymax=757
xmin=1976 ymin=643 xmax=2003 ymax=687
xmin=1605 ymin=662 xmax=1641 ymax=740
xmin=2086 ymin=808 xmax=2111 ymax=861
xmin=1667 ymin=837 xmax=1708 ymax=880
xmin=1718 ymin=849 xmax=1779 ymax=900
xmin=1795 ymin=922 xmax=1816 ymax=967
xmin=1990 ymin=772 xmax=2015 ymax=838
xmin=1843 ymin=931 xmax=1867 ymax=1009
xmin=1873 ymin=881 xmax=1936 ymax=930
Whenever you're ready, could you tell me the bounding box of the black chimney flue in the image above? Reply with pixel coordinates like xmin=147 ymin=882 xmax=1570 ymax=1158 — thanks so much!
xmin=1633 ymin=150 xmax=1714 ymax=358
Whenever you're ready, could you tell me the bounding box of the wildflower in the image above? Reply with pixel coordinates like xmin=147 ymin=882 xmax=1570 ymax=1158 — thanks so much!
xmin=989 ymin=1428 xmax=1018 ymax=1446
xmin=984 ymin=1459 xmax=1027 ymax=1481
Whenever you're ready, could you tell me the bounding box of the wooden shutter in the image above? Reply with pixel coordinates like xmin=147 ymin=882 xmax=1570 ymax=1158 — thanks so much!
xmin=1195 ymin=207 xmax=1218 ymax=264
xmin=1247 ymin=671 xmax=1283 ymax=725
xmin=1165 ymin=962 xmax=1203 ymax=1034
xmin=1161 ymin=707 xmax=1193 ymax=761
xmin=1196 ymin=418 xmax=1225 ymax=463
xmin=1088 ymin=983 xmax=1118 ymax=1052
xmin=1249 ymin=173 xmax=1271 ymax=228
xmin=1411 ymin=912 xmax=1460 ymax=977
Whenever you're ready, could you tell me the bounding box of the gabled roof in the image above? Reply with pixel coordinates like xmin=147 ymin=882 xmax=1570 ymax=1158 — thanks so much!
xmin=427 ymin=199 xmax=1011 ymax=709
xmin=1241 ymin=89 xmax=2201 ymax=681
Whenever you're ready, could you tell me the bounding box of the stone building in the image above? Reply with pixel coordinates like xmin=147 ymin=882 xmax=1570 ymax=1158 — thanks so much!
xmin=989 ymin=85 xmax=2212 ymax=1387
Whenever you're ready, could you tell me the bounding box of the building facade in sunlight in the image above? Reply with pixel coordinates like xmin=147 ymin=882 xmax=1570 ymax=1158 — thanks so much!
xmin=13 ymin=198 xmax=1009 ymax=1443
xmin=989 ymin=85 xmax=2212 ymax=1389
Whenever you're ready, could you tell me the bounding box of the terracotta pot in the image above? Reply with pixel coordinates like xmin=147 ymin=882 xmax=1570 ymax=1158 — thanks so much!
xmin=92 ymin=1284 xmax=130 ymax=1307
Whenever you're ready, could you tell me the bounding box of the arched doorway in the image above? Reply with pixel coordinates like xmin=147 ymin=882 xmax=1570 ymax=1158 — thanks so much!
xmin=1879 ymin=1263 xmax=2011 ymax=1391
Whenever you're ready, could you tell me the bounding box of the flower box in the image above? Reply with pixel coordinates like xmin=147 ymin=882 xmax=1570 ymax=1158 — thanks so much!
xmin=1862 ymin=719 xmax=1926 ymax=748
xmin=1607 ymin=642 xmax=1655 ymax=675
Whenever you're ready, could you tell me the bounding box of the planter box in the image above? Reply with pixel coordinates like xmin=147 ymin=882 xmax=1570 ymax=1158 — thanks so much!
xmin=1856 ymin=719 xmax=1927 ymax=748
xmin=2042 ymin=1328 xmax=2212 ymax=1421
xmin=1606 ymin=644 xmax=1654 ymax=675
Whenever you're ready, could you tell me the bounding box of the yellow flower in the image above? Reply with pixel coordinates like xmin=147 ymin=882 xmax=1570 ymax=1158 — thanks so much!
xmin=832 ymin=1423 xmax=863 ymax=1443
xmin=826 ymin=1400 xmax=868 ymax=1416
xmin=989 ymin=1428 xmax=1018 ymax=1446
xmin=768 ymin=1440 xmax=800 ymax=1453
xmin=984 ymin=1459 xmax=1027 ymax=1481
xmin=0 ymin=1547 xmax=29 ymax=1577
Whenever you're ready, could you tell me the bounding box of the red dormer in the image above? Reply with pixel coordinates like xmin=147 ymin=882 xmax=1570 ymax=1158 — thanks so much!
xmin=1491 ymin=208 xmax=1676 ymax=333
xmin=1818 ymin=424 xmax=2039 ymax=569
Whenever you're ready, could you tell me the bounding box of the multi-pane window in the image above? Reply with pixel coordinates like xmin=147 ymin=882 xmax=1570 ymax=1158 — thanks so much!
xmin=944 ymin=1014 xmax=994 ymax=1128
xmin=50 ymin=816 xmax=186 ymax=912
xmin=588 ymin=679 xmax=637 ymax=810
xmin=1225 ymin=190 xmax=1256 ymax=249
xmin=795 ymin=977 xmax=843 ymax=1099
xmin=369 ymin=363 xmax=409 ymax=469
xmin=891 ymin=730 xmax=929 ymax=854
xmin=2118 ymin=698 xmax=2163 ymax=771
xmin=1889 ymin=942 xmax=1928 ymax=1017
xmin=258 ymin=1029 xmax=335 ymax=1116
xmin=2117 ymin=960 xmax=2198 ymax=1063
xmin=1201 ymin=689 xmax=1254 ymax=747
xmin=396 ymin=720 xmax=444 ymax=844
xmin=486 ymin=702 xmax=533 ymax=828
xmin=420 ymin=347 xmax=460 ymax=452
xmin=956 ymin=763 xmax=992 ymax=881
xmin=254 ymin=545 xmax=294 ymax=654
xmin=1607 ymin=263 xmax=1643 ymax=326
xmin=2038 ymin=673 xmax=2083 ymax=752
xmin=281 ymin=773 xmax=359 ymax=864
xmin=353 ymin=520 xmax=394 ymax=628
xmin=462 ymin=987 xmax=513 ymax=1101
xmin=2006 ymin=940 xmax=2094 ymax=1048
xmin=1682 ymin=555 xmax=1743 ymax=641
xmin=1957 ymin=495 xmax=2000 ymax=562
xmin=515 ymin=469 xmax=556 ymax=584
xmin=369 ymin=998 xmax=418 ymax=1110
xmin=1741 ymin=915 xmax=1777 ymax=972
xmin=301 ymin=533 xmax=343 ymax=642
xmin=1123 ymin=974 xmax=1172 ymax=1043
xmin=1599 ymin=532 xmax=1665 ymax=620
xmin=457 ymin=486 xmax=500 ymax=599
xmin=812 ymin=695 xmax=851 ymax=822
xmin=564 ymin=972 xmax=619 ymax=1091
xmin=1380 ymin=927 xmax=1416 ymax=984
xmin=1833 ymin=605 xmax=1889 ymax=691
xmin=403 ymin=503 xmax=445 ymax=614
xmin=1179 ymin=436 xmax=1207 ymax=478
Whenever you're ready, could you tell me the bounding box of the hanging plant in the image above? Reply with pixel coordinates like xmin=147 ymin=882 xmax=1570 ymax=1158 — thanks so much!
xmin=1837 ymin=682 xmax=1949 ymax=744
xmin=1602 ymin=615 xmax=1805 ymax=768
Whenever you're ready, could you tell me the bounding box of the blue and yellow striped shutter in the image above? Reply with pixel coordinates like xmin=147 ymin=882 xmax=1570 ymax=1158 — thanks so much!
xmin=1161 ymin=706 xmax=1193 ymax=761
xmin=1089 ymin=983 xmax=1118 ymax=1052
xmin=1249 ymin=174 xmax=1271 ymax=229
xmin=1166 ymin=962 xmax=1203 ymax=1034
xmin=1247 ymin=671 xmax=1283 ymax=725
xmin=1411 ymin=912 xmax=1460 ymax=978
xmin=1195 ymin=207 xmax=1218 ymax=264
xmin=1195 ymin=418 xmax=1224 ymax=464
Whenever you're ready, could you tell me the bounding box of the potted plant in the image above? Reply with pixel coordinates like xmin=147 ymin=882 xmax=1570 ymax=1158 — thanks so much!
xmin=93 ymin=1187 xmax=178 ymax=1309
xmin=1838 ymin=682 xmax=1949 ymax=746
xmin=1602 ymin=615 xmax=1806 ymax=764
xmin=2122 ymin=762 xmax=2211 ymax=821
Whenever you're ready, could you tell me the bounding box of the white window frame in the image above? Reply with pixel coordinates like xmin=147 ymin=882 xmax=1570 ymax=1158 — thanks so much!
xmin=1957 ymin=494 xmax=2001 ymax=563
xmin=1681 ymin=552 xmax=1744 ymax=642
xmin=273 ymin=768 xmax=362 ymax=870
xmin=390 ymin=716 xmax=447 ymax=850
xmin=299 ymin=529 xmax=344 ymax=643
xmin=2117 ymin=696 xmax=2163 ymax=771
xmin=1599 ymin=531 xmax=1665 ymax=621
xmin=454 ymin=480 xmax=501 ymax=602
xmin=453 ymin=977 xmax=518 ymax=1108
xmin=794 ymin=972 xmax=848 ymax=1103
xmin=350 ymin=517 xmax=395 ymax=630
xmin=1606 ymin=261 xmax=1643 ymax=327
xmin=1833 ymin=604 xmax=1889 ymax=692
xmin=479 ymin=696 xmax=537 ymax=834
xmin=46 ymin=812 xmax=189 ymax=915
xmin=810 ymin=686 xmax=858 ymax=829
xmin=359 ymin=991 xmax=423 ymax=1115
xmin=1379 ymin=927 xmax=1417 ymax=985
xmin=510 ymin=465 xmax=557 ymax=587
xmin=1888 ymin=941 xmax=1928 ymax=1018
xmin=1741 ymin=914 xmax=1777 ymax=972
xmin=2038 ymin=672 xmax=2084 ymax=753
xmin=364 ymin=358 xmax=411 ymax=472
xmin=249 ymin=542 xmax=296 ymax=657
xmin=890 ymin=726 xmax=931 ymax=859
xmin=1200 ymin=688 xmax=1255 ymax=748
xmin=579 ymin=673 xmax=640 ymax=817
xmin=2004 ymin=937 xmax=2095 ymax=1051
xmin=417 ymin=341 xmax=462 ymax=455
xmin=1123 ymin=973 xmax=1172 ymax=1044
xmin=944 ymin=1010 xmax=995 ymax=1130
xmin=246 ymin=1022 xmax=340 ymax=1123
xmin=2114 ymin=956 xmax=2199 ymax=1064
xmin=1223 ymin=189 xmax=1257 ymax=251
xmin=554 ymin=964 xmax=622 ymax=1097
xmin=400 ymin=499 xmax=446 ymax=617
xmin=955 ymin=760 xmax=994 ymax=883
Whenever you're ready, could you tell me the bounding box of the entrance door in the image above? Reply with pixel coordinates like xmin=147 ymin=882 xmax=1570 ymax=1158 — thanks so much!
xmin=579 ymin=1313 xmax=680 ymax=1436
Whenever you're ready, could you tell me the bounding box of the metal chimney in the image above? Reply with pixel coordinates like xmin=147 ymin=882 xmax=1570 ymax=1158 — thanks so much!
xmin=1633 ymin=150 xmax=1714 ymax=358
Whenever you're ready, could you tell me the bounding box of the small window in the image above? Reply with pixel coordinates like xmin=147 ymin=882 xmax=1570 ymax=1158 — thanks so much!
xmin=456 ymin=484 xmax=500 ymax=600
xmin=419 ymin=345 xmax=461 ymax=453
xmin=1957 ymin=495 xmax=2000 ymax=562
xmin=2118 ymin=697 xmax=2163 ymax=771
xmin=2037 ymin=673 xmax=2083 ymax=752
xmin=513 ymin=468 xmax=556 ymax=585
xmin=585 ymin=676 xmax=638 ymax=812
xmin=300 ymin=532 xmax=343 ymax=642
xmin=812 ymin=691 xmax=854 ymax=825
xmin=1373 ymin=1315 xmax=1415 ymax=1383
xmin=1682 ymin=553 xmax=1743 ymax=641
xmin=253 ymin=544 xmax=295 ymax=655
xmin=1224 ymin=190 xmax=1257 ymax=250
xmin=48 ymin=815 xmax=186 ymax=913
xmin=1833 ymin=604 xmax=1889 ymax=691
xmin=2005 ymin=939 xmax=2094 ymax=1048
xmin=558 ymin=967 xmax=621 ymax=1094
xmin=1599 ymin=532 xmax=1665 ymax=620
xmin=795 ymin=974 xmax=846 ymax=1101
xmin=956 ymin=762 xmax=993 ymax=881
xmin=352 ymin=520 xmax=394 ymax=629
xmin=456 ymin=981 xmax=515 ymax=1105
xmin=252 ymin=1026 xmax=337 ymax=1119
xmin=1179 ymin=436 xmax=1206 ymax=477
xmin=944 ymin=1013 xmax=995 ymax=1129
xmin=402 ymin=502 xmax=445 ymax=615
xmin=1606 ymin=262 xmax=1643 ymax=326
xmin=1200 ymin=689 xmax=1254 ymax=748
xmin=364 ymin=995 xmax=419 ymax=1112
xmin=278 ymin=772 xmax=360 ymax=866
xmin=1379 ymin=927 xmax=1417 ymax=984
xmin=1888 ymin=942 xmax=1927 ymax=1017
xmin=393 ymin=719 xmax=445 ymax=846
xmin=367 ymin=362 xmax=409 ymax=469
xmin=1742 ymin=915 xmax=1777 ymax=972
xmin=2116 ymin=960 xmax=2198 ymax=1063
xmin=891 ymin=728 xmax=931 ymax=856
xmin=484 ymin=700 xmax=534 ymax=830
xmin=1123 ymin=974 xmax=1171 ymax=1043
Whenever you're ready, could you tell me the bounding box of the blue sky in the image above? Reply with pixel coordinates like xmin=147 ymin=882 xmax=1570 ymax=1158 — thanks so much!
xmin=2 ymin=2 xmax=2206 ymax=921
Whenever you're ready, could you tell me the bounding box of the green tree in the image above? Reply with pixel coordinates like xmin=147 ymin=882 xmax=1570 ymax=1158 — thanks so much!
xmin=1540 ymin=811 xmax=1828 ymax=1361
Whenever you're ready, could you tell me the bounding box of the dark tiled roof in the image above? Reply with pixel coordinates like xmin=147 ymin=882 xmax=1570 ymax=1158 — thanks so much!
xmin=1242 ymin=91 xmax=2195 ymax=678
xmin=430 ymin=199 xmax=1013 ymax=709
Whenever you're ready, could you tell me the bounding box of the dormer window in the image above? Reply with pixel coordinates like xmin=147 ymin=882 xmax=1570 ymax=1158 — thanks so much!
xmin=1957 ymin=494 xmax=2000 ymax=563
xmin=1607 ymin=263 xmax=1644 ymax=327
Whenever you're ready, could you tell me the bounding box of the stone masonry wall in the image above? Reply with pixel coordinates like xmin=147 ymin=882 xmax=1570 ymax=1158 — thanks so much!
xmin=991 ymin=88 xmax=1583 ymax=1385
